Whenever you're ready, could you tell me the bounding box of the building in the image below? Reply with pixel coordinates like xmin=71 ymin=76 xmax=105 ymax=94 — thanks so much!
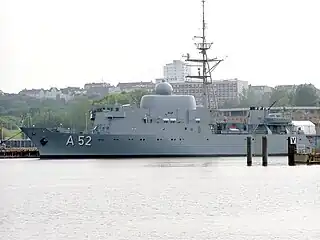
xmin=84 ymin=82 xmax=110 ymax=90
xmin=276 ymin=85 xmax=296 ymax=90
xmin=163 ymin=60 xmax=191 ymax=83
xmin=171 ymin=78 xmax=248 ymax=107
xmin=155 ymin=78 xmax=165 ymax=84
xmin=18 ymin=87 xmax=75 ymax=102
xmin=212 ymin=79 xmax=248 ymax=105
xmin=171 ymin=81 xmax=204 ymax=105
xmin=19 ymin=89 xmax=45 ymax=99
xmin=117 ymin=81 xmax=155 ymax=93
xmin=249 ymin=85 xmax=273 ymax=95
xmin=84 ymin=82 xmax=110 ymax=98
xmin=249 ymin=85 xmax=273 ymax=102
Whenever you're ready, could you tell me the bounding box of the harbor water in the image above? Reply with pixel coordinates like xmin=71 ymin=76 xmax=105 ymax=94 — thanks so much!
xmin=1 ymin=157 xmax=320 ymax=239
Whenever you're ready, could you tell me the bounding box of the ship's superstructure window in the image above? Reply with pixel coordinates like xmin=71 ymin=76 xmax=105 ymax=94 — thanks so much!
xmin=169 ymin=118 xmax=176 ymax=123
xmin=163 ymin=118 xmax=169 ymax=123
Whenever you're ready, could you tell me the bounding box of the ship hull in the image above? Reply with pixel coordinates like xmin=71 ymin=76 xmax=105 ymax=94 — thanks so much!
xmin=20 ymin=127 xmax=312 ymax=159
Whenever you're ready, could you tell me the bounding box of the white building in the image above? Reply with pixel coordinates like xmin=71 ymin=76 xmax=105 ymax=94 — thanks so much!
xmin=19 ymin=87 xmax=75 ymax=102
xmin=292 ymin=120 xmax=316 ymax=135
xmin=163 ymin=60 xmax=191 ymax=83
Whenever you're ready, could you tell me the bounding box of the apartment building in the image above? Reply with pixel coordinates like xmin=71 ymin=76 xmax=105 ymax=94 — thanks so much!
xmin=171 ymin=78 xmax=248 ymax=107
xmin=163 ymin=60 xmax=191 ymax=83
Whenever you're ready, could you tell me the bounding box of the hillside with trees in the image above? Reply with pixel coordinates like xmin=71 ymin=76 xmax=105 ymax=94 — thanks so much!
xmin=0 ymin=89 xmax=148 ymax=135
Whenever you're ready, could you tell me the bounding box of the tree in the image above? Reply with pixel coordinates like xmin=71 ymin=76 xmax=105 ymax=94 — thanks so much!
xmin=269 ymin=86 xmax=295 ymax=107
xmin=293 ymin=84 xmax=318 ymax=106
xmin=238 ymin=87 xmax=257 ymax=107
xmin=128 ymin=89 xmax=149 ymax=107
xmin=94 ymin=89 xmax=148 ymax=107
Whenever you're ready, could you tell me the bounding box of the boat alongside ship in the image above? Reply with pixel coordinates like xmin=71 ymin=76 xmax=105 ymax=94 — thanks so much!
xmin=19 ymin=0 xmax=314 ymax=159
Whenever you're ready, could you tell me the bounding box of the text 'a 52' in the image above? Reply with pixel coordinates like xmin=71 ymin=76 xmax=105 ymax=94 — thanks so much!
xmin=66 ymin=135 xmax=92 ymax=146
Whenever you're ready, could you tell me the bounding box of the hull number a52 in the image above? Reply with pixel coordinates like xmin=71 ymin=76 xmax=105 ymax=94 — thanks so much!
xmin=66 ymin=135 xmax=92 ymax=146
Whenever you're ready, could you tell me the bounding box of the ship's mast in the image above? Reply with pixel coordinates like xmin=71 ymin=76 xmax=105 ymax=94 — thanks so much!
xmin=184 ymin=0 xmax=224 ymax=109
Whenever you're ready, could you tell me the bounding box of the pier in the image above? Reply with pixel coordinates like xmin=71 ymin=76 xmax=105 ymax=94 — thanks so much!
xmin=246 ymin=135 xmax=320 ymax=166
xmin=294 ymin=152 xmax=320 ymax=165
xmin=0 ymin=147 xmax=39 ymax=158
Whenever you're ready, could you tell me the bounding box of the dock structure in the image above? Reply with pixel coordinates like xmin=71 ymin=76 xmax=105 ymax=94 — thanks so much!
xmin=0 ymin=147 xmax=39 ymax=158
xmin=288 ymin=135 xmax=320 ymax=165
xmin=245 ymin=135 xmax=320 ymax=166
xmin=294 ymin=152 xmax=320 ymax=165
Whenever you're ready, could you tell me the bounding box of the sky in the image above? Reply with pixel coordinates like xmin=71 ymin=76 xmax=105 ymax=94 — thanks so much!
xmin=1 ymin=0 xmax=320 ymax=93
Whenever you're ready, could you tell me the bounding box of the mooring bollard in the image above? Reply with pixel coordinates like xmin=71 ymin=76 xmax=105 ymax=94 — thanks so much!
xmin=288 ymin=136 xmax=296 ymax=166
xmin=262 ymin=136 xmax=268 ymax=166
xmin=247 ymin=136 xmax=252 ymax=166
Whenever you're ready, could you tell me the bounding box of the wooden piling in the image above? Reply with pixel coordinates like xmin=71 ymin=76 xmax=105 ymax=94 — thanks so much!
xmin=247 ymin=136 xmax=252 ymax=166
xmin=262 ymin=136 xmax=268 ymax=166
xmin=288 ymin=136 xmax=296 ymax=166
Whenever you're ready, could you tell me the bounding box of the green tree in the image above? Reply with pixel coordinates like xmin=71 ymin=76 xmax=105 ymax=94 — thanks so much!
xmin=269 ymin=86 xmax=295 ymax=107
xmin=127 ymin=89 xmax=149 ymax=107
xmin=238 ymin=87 xmax=257 ymax=107
xmin=293 ymin=84 xmax=318 ymax=106
xmin=94 ymin=89 xmax=148 ymax=107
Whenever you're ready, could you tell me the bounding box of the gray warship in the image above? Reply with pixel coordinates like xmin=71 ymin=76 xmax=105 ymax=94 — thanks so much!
xmin=20 ymin=0 xmax=312 ymax=159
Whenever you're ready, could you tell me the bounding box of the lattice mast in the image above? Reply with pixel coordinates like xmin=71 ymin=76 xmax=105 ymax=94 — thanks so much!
xmin=184 ymin=0 xmax=225 ymax=109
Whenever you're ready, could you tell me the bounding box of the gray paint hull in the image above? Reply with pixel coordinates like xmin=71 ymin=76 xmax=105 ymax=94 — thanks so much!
xmin=20 ymin=127 xmax=311 ymax=159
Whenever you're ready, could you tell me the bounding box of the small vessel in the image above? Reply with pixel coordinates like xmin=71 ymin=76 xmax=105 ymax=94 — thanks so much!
xmin=20 ymin=0 xmax=312 ymax=159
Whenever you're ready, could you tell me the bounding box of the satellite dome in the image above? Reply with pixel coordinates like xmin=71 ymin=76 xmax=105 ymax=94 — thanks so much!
xmin=155 ymin=80 xmax=173 ymax=95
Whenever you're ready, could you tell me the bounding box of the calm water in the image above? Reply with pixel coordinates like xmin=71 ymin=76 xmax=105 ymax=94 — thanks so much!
xmin=1 ymin=157 xmax=320 ymax=240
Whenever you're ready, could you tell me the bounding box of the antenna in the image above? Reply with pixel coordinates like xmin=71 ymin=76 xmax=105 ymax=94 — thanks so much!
xmin=183 ymin=0 xmax=225 ymax=109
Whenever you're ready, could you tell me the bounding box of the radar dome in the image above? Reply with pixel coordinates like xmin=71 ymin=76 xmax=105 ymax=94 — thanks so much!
xmin=155 ymin=81 xmax=173 ymax=95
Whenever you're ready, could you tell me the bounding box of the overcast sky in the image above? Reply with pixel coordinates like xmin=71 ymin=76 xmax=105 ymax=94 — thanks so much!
xmin=1 ymin=0 xmax=320 ymax=93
